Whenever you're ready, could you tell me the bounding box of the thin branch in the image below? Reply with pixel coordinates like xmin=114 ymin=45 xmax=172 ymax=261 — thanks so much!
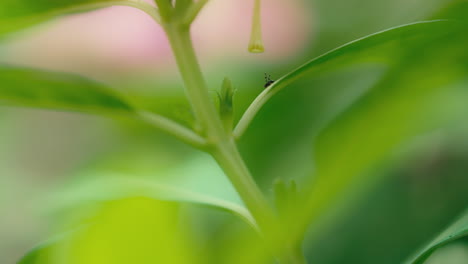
xmin=184 ymin=0 xmax=210 ymax=25
xmin=137 ymin=111 xmax=207 ymax=148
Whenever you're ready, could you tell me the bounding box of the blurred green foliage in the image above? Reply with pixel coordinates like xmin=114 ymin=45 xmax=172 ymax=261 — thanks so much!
xmin=1 ymin=0 xmax=468 ymax=264
xmin=0 ymin=66 xmax=132 ymax=115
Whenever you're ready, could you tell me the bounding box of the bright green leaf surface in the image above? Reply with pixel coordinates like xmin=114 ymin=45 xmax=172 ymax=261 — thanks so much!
xmin=406 ymin=209 xmax=468 ymax=264
xmin=0 ymin=66 xmax=132 ymax=115
xmin=18 ymin=198 xmax=202 ymax=264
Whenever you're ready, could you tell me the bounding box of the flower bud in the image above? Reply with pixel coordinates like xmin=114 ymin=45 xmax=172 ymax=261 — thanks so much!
xmin=248 ymin=0 xmax=265 ymax=53
xmin=219 ymin=77 xmax=235 ymax=132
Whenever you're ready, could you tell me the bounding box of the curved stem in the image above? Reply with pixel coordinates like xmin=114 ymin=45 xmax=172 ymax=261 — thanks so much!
xmin=233 ymin=78 xmax=293 ymax=139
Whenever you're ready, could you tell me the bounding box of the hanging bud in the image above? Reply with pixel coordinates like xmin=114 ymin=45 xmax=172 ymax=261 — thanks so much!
xmin=218 ymin=78 xmax=235 ymax=133
xmin=248 ymin=0 xmax=265 ymax=53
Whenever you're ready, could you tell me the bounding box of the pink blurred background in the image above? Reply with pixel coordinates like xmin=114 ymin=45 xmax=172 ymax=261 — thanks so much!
xmin=0 ymin=0 xmax=312 ymax=80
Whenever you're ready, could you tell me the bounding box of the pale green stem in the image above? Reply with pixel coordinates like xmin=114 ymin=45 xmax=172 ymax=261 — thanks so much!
xmin=164 ymin=24 xmax=226 ymax=143
xmin=212 ymin=138 xmax=276 ymax=231
xmin=234 ymin=73 xmax=296 ymax=139
xmin=234 ymin=84 xmax=273 ymax=139
xmin=155 ymin=4 xmax=306 ymax=263
xmin=162 ymin=23 xmax=275 ymax=231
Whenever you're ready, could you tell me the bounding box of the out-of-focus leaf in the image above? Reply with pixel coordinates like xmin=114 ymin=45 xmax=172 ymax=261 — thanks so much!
xmin=17 ymin=229 xmax=79 ymax=264
xmin=17 ymin=241 xmax=50 ymax=264
xmin=298 ymin=63 xmax=467 ymax=231
xmin=18 ymin=150 xmax=253 ymax=264
xmin=48 ymin=176 xmax=255 ymax=228
xmin=275 ymin=18 xmax=468 ymax=246
xmin=18 ymin=198 xmax=203 ymax=264
xmin=0 ymin=0 xmax=139 ymax=36
xmin=0 ymin=66 xmax=132 ymax=115
xmin=406 ymin=209 xmax=468 ymax=264
xmin=44 ymin=154 xmax=256 ymax=228
xmin=431 ymin=0 xmax=468 ymax=20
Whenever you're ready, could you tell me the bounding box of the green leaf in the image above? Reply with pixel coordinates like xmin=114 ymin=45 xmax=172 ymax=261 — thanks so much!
xmin=48 ymin=176 xmax=256 ymax=228
xmin=235 ymin=20 xmax=456 ymax=137
xmin=18 ymin=199 xmax=203 ymax=264
xmin=0 ymin=66 xmax=132 ymax=115
xmin=17 ymin=242 xmax=49 ymax=264
xmin=43 ymin=153 xmax=256 ymax=229
xmin=0 ymin=0 xmax=148 ymax=36
xmin=18 ymin=153 xmax=253 ymax=263
xmin=267 ymin=20 xmax=451 ymax=94
xmin=267 ymin=18 xmax=468 ymax=244
xmin=406 ymin=209 xmax=468 ymax=264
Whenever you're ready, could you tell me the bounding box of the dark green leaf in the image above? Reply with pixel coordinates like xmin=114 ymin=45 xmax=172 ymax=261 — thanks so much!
xmin=406 ymin=209 xmax=468 ymax=264
xmin=236 ymin=20 xmax=456 ymax=137
xmin=0 ymin=66 xmax=133 ymax=115
xmin=270 ymin=18 xmax=468 ymax=244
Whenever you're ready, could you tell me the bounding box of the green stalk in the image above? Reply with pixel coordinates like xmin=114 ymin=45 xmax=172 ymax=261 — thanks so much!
xmin=164 ymin=24 xmax=225 ymax=143
xmin=162 ymin=23 xmax=274 ymax=231
xmin=212 ymin=138 xmax=275 ymax=230
xmin=156 ymin=5 xmax=307 ymax=263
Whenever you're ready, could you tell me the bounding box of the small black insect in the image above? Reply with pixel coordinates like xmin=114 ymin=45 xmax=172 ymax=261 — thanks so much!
xmin=264 ymin=73 xmax=275 ymax=88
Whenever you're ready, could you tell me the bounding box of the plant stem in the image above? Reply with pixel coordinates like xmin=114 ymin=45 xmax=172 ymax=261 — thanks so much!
xmin=164 ymin=24 xmax=225 ymax=144
xmin=212 ymin=138 xmax=275 ymax=230
xmin=161 ymin=18 xmax=306 ymax=264
xmin=163 ymin=23 xmax=274 ymax=230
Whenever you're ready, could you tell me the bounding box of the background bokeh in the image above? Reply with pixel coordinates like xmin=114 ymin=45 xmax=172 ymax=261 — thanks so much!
xmin=1 ymin=0 xmax=468 ymax=263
